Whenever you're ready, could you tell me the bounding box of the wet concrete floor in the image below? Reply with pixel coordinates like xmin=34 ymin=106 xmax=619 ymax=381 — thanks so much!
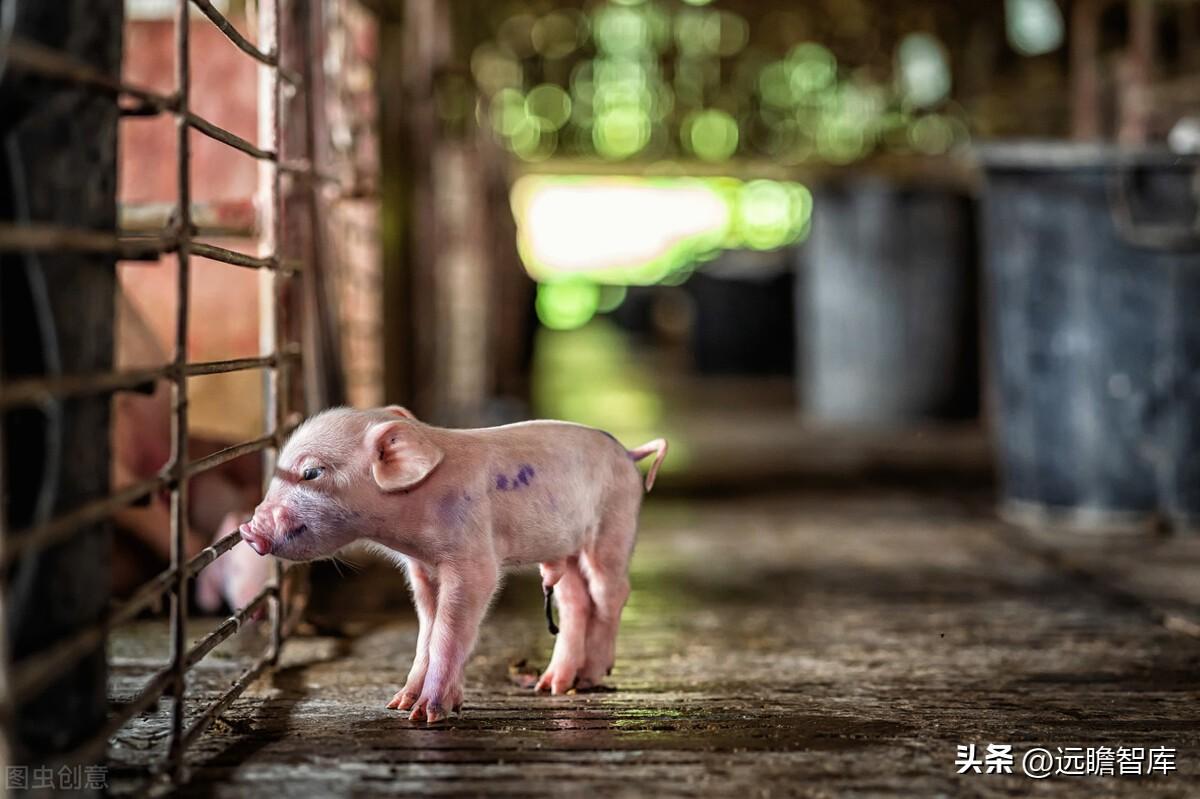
xmin=113 ymin=484 xmax=1200 ymax=797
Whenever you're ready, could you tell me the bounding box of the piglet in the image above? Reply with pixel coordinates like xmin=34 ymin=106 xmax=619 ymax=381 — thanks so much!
xmin=239 ymin=406 xmax=667 ymax=723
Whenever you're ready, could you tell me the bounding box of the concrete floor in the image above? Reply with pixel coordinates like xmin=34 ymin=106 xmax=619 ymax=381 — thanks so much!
xmin=105 ymin=480 xmax=1200 ymax=797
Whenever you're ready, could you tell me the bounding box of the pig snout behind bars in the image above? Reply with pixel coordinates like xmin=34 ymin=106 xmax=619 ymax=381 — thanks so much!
xmin=111 ymin=291 xmax=270 ymax=612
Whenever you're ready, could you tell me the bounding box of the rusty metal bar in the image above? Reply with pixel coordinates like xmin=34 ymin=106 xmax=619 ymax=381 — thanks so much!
xmin=0 ymin=367 xmax=163 ymax=410
xmin=191 ymin=241 xmax=282 ymax=270
xmin=88 ymin=574 xmax=299 ymax=784
xmin=0 ymin=350 xmax=299 ymax=410
xmin=1 ymin=417 xmax=296 ymax=568
xmin=260 ymin=0 xmax=290 ymax=665
xmin=167 ymin=0 xmax=193 ymax=779
xmin=8 ymin=530 xmax=245 ymax=705
xmin=186 ymin=110 xmax=276 ymax=161
xmin=2 ymin=477 xmax=164 ymax=567
xmin=32 ymin=578 xmax=274 ymax=777
xmin=184 ymin=433 xmax=276 ymax=478
xmin=3 ymin=36 xmax=294 ymax=168
xmin=185 ymin=353 xmax=289 ymax=376
xmin=184 ymin=585 xmax=276 ymax=670
xmin=2 ymin=37 xmax=176 ymax=112
xmin=0 ymin=222 xmax=175 ymax=259
xmin=180 ymin=650 xmax=273 ymax=750
xmin=189 ymin=0 xmax=302 ymax=85
xmin=121 ymin=200 xmax=259 ymax=239
xmin=192 ymin=243 xmax=304 ymax=275
xmin=189 ymin=0 xmax=275 ymax=64
xmin=112 ymin=529 xmax=244 ymax=629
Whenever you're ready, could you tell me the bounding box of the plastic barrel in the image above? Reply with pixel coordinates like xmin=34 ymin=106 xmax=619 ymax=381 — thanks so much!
xmin=978 ymin=143 xmax=1200 ymax=533
xmin=688 ymin=250 xmax=795 ymax=375
xmin=799 ymin=177 xmax=978 ymax=423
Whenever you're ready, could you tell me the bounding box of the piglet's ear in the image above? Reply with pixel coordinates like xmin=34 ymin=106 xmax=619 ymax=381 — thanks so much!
xmin=384 ymin=405 xmax=417 ymax=420
xmin=366 ymin=421 xmax=443 ymax=492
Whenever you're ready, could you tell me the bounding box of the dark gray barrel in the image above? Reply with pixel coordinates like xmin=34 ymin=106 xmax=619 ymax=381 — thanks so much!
xmin=688 ymin=250 xmax=796 ymax=376
xmin=799 ymin=178 xmax=978 ymax=423
xmin=978 ymin=143 xmax=1200 ymax=533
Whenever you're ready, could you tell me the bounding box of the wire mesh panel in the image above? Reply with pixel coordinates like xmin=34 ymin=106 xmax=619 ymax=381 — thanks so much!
xmin=0 ymin=0 xmax=332 ymax=791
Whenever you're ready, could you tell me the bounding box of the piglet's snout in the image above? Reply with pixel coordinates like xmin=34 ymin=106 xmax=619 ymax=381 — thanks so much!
xmin=239 ymin=522 xmax=273 ymax=556
xmin=239 ymin=504 xmax=304 ymax=556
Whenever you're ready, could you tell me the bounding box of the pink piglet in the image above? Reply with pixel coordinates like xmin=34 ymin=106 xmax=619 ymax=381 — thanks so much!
xmin=239 ymin=406 xmax=667 ymax=723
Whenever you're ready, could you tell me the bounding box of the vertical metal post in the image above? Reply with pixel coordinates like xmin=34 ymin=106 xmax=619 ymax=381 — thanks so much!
xmin=259 ymin=0 xmax=287 ymax=663
xmin=0 ymin=326 xmax=11 ymax=792
xmin=1070 ymin=0 xmax=1102 ymax=141
xmin=167 ymin=0 xmax=193 ymax=782
xmin=299 ymin=0 xmax=343 ymax=414
xmin=1119 ymin=0 xmax=1156 ymax=145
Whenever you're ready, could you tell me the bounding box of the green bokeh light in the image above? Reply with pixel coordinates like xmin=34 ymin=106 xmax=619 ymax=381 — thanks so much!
xmin=594 ymin=107 xmax=652 ymax=159
xmin=536 ymin=280 xmax=601 ymax=330
xmin=526 ymin=84 xmax=573 ymax=131
xmin=736 ymin=179 xmax=813 ymax=250
xmin=714 ymin=11 xmax=749 ymax=58
xmin=674 ymin=9 xmax=719 ymax=57
xmin=512 ymin=175 xmax=813 ymax=287
xmin=480 ymin=0 xmax=969 ymax=166
xmin=531 ymin=10 xmax=585 ymax=59
xmin=489 ymin=88 xmax=526 ymax=137
xmin=909 ymin=114 xmax=955 ymax=154
xmin=684 ymin=109 xmax=739 ymax=161
xmin=788 ymin=43 xmax=837 ymax=95
xmin=594 ymin=5 xmax=651 ymax=56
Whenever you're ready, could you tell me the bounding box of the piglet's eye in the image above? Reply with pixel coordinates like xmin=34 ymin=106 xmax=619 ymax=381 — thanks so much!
xmin=302 ymin=467 xmax=324 ymax=481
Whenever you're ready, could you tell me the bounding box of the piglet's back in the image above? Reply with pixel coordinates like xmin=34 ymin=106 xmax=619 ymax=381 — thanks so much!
xmin=467 ymin=420 xmax=636 ymax=485
xmin=432 ymin=421 xmax=641 ymax=563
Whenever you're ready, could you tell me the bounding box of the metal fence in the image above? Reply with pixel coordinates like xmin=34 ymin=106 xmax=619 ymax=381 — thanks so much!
xmin=0 ymin=0 xmax=326 ymax=790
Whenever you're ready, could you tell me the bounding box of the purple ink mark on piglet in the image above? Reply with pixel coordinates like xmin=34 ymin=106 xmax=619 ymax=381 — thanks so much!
xmin=494 ymin=465 xmax=536 ymax=492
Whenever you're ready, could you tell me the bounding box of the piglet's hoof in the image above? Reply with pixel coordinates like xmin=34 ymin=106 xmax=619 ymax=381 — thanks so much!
xmin=406 ymin=688 xmax=464 ymax=724
xmin=386 ymin=690 xmax=419 ymax=711
xmin=535 ymin=664 xmax=580 ymax=695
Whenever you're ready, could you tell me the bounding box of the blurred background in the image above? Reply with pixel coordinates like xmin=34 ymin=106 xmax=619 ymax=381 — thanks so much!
xmin=110 ymin=0 xmax=1198 ymax=516
xmin=4 ymin=0 xmax=1200 ymax=793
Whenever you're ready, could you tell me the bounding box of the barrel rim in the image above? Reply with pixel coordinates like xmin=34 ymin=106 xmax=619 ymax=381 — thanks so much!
xmin=999 ymin=498 xmax=1174 ymax=537
xmin=973 ymin=140 xmax=1199 ymax=170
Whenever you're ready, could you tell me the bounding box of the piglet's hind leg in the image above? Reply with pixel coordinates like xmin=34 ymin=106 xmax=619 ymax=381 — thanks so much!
xmin=578 ymin=503 xmax=637 ymax=689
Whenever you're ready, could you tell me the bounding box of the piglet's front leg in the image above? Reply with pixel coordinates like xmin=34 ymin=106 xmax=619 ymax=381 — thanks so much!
xmin=387 ymin=560 xmax=437 ymax=712
xmin=406 ymin=559 xmax=499 ymax=724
